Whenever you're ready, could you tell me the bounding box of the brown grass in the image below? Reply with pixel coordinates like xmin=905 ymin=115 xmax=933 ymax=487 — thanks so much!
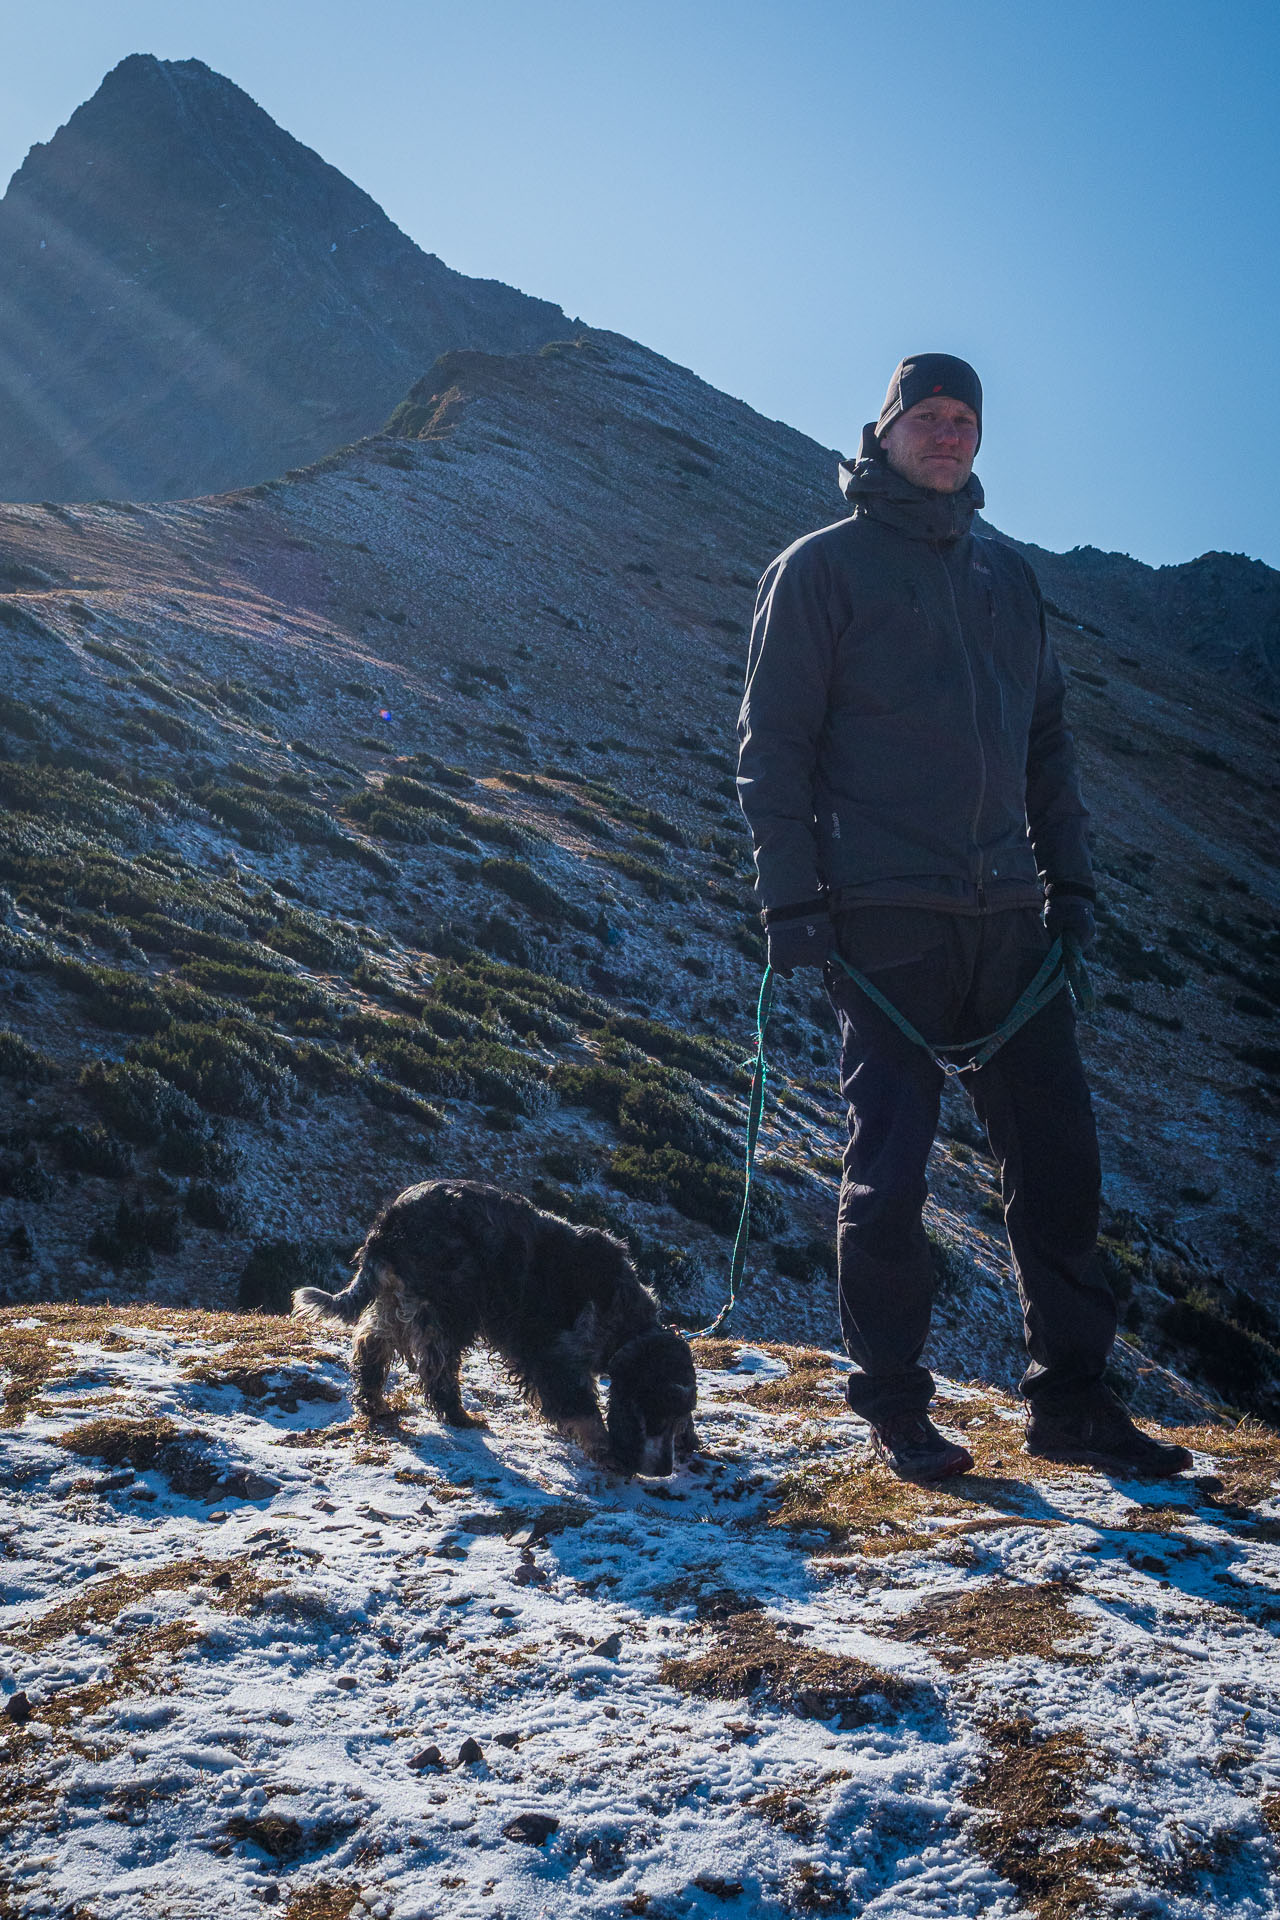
xmin=688 ymin=1338 xmax=741 ymax=1370
xmin=10 ymin=1554 xmax=279 ymax=1648
xmin=659 ymin=1608 xmax=918 ymax=1727
xmin=967 ymin=1715 xmax=1129 ymax=1919
xmin=0 ymin=1303 xmax=338 ymax=1429
xmin=1172 ymin=1418 xmax=1280 ymax=1511
xmin=0 ymin=1324 xmax=58 ymax=1425
xmin=888 ymin=1580 xmax=1088 ymax=1671
xmin=53 ymin=1414 xmax=184 ymax=1469
xmin=1262 ymin=1794 xmax=1280 ymax=1836
xmin=284 ymin=1888 xmax=363 ymax=1920
xmin=738 ymin=1349 xmax=846 ymax=1416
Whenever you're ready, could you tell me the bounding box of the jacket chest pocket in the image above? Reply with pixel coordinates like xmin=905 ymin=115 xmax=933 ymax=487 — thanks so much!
xmin=831 ymin=589 xmax=952 ymax=717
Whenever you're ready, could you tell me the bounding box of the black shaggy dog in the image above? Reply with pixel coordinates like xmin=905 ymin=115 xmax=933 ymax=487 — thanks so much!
xmin=293 ymin=1179 xmax=698 ymax=1476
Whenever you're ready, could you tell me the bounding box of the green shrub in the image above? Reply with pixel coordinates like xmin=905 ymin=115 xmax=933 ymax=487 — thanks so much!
xmin=603 ymin=1013 xmax=745 ymax=1089
xmin=155 ymin=1126 xmax=241 ymax=1181
xmin=0 ymin=695 xmax=47 ymax=741
xmin=53 ymin=1123 xmax=133 ymax=1178
xmin=88 ymin=1198 xmax=183 ymax=1270
xmin=775 ymin=1236 xmax=838 ymax=1286
xmin=130 ymin=1024 xmax=295 ymax=1120
xmin=263 ymin=910 xmax=358 ymax=971
xmin=80 ymin=1061 xmax=206 ymax=1144
xmin=238 ymin=1239 xmax=342 ymax=1314
xmin=593 ymin=849 xmax=690 ymax=901
xmin=481 ymin=858 xmax=574 ymax=924
xmin=184 ymin=1181 xmax=241 ymax=1231
xmin=1157 ymin=1287 xmax=1278 ymax=1411
xmin=606 ymin=1144 xmax=745 ymax=1234
xmin=0 ymin=1028 xmax=57 ymax=1081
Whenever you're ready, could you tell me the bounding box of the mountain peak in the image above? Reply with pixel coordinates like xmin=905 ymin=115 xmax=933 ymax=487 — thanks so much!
xmin=0 ymin=57 xmax=571 ymax=501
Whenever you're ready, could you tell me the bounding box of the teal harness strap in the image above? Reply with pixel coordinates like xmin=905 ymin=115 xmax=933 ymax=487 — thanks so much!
xmin=830 ymin=933 xmax=1091 ymax=1077
xmin=689 ymin=964 xmax=774 ymax=1339
xmin=688 ymin=934 xmax=1094 ymax=1339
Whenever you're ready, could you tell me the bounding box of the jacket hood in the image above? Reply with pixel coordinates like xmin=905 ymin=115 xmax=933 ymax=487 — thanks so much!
xmin=837 ymin=423 xmax=984 ymax=543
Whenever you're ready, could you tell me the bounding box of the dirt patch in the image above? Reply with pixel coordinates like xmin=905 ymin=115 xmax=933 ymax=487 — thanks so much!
xmin=889 ymin=1580 xmax=1089 ymax=1671
xmin=738 ymin=1350 xmax=845 ymax=1416
xmin=10 ymin=1554 xmax=279 ymax=1648
xmin=659 ymin=1609 xmax=919 ymax=1727
xmin=967 ymin=1715 xmax=1129 ymax=1919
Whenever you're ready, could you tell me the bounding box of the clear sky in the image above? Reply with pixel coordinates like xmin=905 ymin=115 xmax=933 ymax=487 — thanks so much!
xmin=2 ymin=0 xmax=1278 ymax=569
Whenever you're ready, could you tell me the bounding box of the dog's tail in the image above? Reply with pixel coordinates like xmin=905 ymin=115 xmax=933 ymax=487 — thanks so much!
xmin=292 ymin=1252 xmax=380 ymax=1327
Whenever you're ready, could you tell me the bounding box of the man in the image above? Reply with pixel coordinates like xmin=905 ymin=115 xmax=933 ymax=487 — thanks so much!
xmin=736 ymin=352 xmax=1191 ymax=1482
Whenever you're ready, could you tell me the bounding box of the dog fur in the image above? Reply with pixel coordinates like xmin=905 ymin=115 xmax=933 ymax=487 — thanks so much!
xmin=292 ymin=1179 xmax=698 ymax=1475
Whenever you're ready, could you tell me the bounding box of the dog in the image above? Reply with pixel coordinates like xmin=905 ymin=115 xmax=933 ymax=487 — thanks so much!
xmin=292 ymin=1179 xmax=698 ymax=1475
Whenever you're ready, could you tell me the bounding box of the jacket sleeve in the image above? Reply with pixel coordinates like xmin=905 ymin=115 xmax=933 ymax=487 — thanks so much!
xmin=736 ymin=541 xmax=835 ymax=914
xmin=1024 ymin=575 xmax=1094 ymax=890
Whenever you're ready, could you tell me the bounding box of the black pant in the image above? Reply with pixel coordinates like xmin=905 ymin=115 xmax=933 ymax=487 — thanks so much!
xmin=825 ymin=905 xmax=1110 ymax=1422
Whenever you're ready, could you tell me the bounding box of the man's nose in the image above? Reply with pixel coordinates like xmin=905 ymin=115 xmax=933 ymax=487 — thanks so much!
xmin=932 ymin=419 xmax=963 ymax=444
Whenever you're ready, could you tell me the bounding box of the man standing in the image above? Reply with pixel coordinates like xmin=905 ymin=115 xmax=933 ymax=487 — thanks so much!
xmin=736 ymin=352 xmax=1191 ymax=1481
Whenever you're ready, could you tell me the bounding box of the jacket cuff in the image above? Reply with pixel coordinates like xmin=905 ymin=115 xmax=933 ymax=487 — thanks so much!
xmin=1045 ymin=880 xmax=1097 ymax=902
xmin=761 ymin=896 xmax=829 ymax=928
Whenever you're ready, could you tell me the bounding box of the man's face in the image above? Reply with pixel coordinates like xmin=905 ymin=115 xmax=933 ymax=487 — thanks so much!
xmin=880 ymin=395 xmax=979 ymax=493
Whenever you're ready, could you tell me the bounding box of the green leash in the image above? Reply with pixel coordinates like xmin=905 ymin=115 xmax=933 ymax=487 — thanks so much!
xmin=830 ymin=932 xmax=1094 ymax=1077
xmin=690 ymin=963 xmax=774 ymax=1338
xmin=690 ymin=934 xmax=1093 ymax=1338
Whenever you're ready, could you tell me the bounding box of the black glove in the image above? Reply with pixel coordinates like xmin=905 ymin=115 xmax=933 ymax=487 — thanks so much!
xmin=1044 ymin=884 xmax=1096 ymax=954
xmin=762 ymin=899 xmax=834 ymax=976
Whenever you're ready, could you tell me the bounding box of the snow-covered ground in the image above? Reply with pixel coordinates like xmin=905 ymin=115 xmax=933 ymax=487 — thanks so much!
xmin=2 ymin=1308 xmax=1278 ymax=1919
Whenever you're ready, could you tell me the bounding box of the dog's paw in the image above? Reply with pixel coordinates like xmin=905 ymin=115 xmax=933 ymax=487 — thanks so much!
xmin=440 ymin=1408 xmax=488 ymax=1430
xmin=558 ymin=1413 xmax=610 ymax=1461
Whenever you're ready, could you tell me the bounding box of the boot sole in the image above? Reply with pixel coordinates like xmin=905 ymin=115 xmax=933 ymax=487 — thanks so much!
xmin=871 ymin=1441 xmax=974 ymax=1483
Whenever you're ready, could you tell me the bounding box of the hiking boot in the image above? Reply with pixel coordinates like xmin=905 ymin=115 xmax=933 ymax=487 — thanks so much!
xmin=1025 ymin=1384 xmax=1193 ymax=1477
xmin=867 ymin=1411 xmax=974 ymax=1482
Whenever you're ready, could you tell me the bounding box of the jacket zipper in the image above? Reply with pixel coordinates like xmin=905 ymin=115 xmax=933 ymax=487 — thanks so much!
xmin=936 ymin=550 xmax=988 ymax=901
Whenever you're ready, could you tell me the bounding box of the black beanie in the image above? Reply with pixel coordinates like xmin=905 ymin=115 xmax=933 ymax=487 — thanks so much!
xmin=875 ymin=353 xmax=983 ymax=451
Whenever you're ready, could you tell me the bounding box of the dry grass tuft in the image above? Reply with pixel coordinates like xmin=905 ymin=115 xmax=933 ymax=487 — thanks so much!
xmin=11 ymin=1554 xmax=278 ymax=1648
xmin=0 ymin=1303 xmax=340 ymax=1430
xmin=889 ymin=1580 xmax=1088 ymax=1670
xmin=284 ymin=1886 xmax=364 ymax=1920
xmin=181 ymin=1357 xmax=343 ymax=1410
xmin=1173 ymin=1418 xmax=1280 ymax=1511
xmin=39 ymin=1620 xmax=206 ymax=1730
xmin=659 ymin=1608 xmax=918 ymax=1727
xmin=53 ymin=1414 xmax=183 ymax=1470
xmin=1262 ymin=1794 xmax=1280 ymax=1836
xmin=689 ymin=1338 xmax=741 ymax=1370
xmin=967 ymin=1715 xmax=1129 ymax=1919
xmin=0 ymin=1323 xmax=58 ymax=1425
xmin=738 ymin=1349 xmax=846 ymax=1416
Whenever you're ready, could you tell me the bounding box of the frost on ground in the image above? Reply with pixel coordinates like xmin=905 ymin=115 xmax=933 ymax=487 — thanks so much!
xmin=2 ymin=1307 xmax=1279 ymax=1920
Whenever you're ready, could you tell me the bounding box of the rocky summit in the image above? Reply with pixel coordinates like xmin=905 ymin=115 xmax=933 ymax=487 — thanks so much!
xmin=0 ymin=54 xmax=571 ymax=503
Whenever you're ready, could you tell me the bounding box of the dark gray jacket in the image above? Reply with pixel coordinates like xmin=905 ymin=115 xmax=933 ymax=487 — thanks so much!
xmin=736 ymin=451 xmax=1093 ymax=916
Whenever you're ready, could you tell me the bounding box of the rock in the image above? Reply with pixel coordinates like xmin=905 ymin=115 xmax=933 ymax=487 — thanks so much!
xmin=490 ymin=1604 xmax=518 ymax=1618
xmin=590 ymin=1632 xmax=622 ymax=1659
xmin=491 ymin=1730 xmax=521 ymax=1748
xmin=408 ymin=1745 xmax=444 ymax=1772
xmin=4 ymin=1691 xmax=31 ymax=1725
xmin=335 ymin=1676 xmax=358 ymax=1692
xmin=694 ymin=1875 xmax=744 ymax=1899
xmin=456 ymin=1737 xmax=484 ymax=1765
xmin=514 ymin=1562 xmax=547 ymax=1587
xmin=502 ymin=1812 xmax=559 ymax=1845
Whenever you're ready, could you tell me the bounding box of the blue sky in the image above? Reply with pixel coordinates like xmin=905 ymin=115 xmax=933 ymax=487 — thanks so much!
xmin=2 ymin=0 xmax=1278 ymax=568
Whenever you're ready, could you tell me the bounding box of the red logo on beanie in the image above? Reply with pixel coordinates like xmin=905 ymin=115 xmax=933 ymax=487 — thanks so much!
xmin=932 ymin=384 xmax=943 ymax=393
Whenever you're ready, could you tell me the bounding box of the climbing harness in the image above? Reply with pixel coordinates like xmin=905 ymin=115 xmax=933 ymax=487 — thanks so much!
xmin=689 ymin=934 xmax=1093 ymax=1337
